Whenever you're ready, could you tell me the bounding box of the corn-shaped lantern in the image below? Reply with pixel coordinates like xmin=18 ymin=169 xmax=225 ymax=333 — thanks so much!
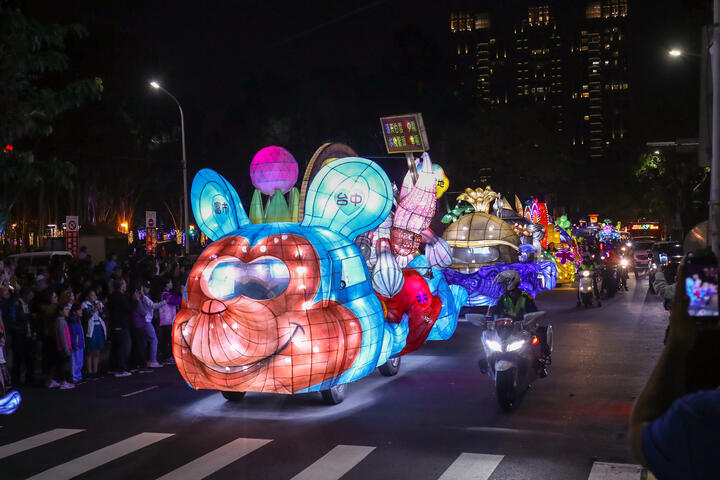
xmin=372 ymin=238 xmax=405 ymax=298
xmin=421 ymin=228 xmax=453 ymax=269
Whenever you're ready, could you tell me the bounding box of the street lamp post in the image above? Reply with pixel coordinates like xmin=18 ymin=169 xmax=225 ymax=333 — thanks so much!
xmin=668 ymin=0 xmax=720 ymax=256
xmin=150 ymin=81 xmax=190 ymax=256
xmin=710 ymin=2 xmax=720 ymax=257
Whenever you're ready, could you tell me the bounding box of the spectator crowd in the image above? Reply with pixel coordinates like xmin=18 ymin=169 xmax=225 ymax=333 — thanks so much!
xmin=0 ymin=251 xmax=189 ymax=393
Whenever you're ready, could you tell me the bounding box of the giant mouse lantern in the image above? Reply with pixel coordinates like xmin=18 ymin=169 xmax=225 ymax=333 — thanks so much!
xmin=174 ymin=158 xmax=410 ymax=402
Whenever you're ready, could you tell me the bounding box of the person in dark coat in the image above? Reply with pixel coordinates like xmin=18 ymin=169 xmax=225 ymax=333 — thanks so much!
xmin=107 ymin=280 xmax=133 ymax=377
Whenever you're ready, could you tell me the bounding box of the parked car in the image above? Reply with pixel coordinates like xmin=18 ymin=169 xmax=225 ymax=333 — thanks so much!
xmin=648 ymin=242 xmax=683 ymax=292
xmin=4 ymin=251 xmax=73 ymax=276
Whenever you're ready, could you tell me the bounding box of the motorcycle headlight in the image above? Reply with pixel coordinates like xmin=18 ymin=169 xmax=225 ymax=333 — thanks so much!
xmin=484 ymin=339 xmax=502 ymax=352
xmin=582 ymin=270 xmax=590 ymax=277
xmin=506 ymin=339 xmax=526 ymax=352
xmin=621 ymin=259 xmax=628 ymax=267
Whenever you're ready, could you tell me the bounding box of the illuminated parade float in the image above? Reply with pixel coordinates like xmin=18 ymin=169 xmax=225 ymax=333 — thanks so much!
xmin=173 ymin=113 xmax=563 ymax=404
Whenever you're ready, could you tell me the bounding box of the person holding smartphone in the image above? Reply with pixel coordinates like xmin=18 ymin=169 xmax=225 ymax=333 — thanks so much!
xmin=630 ymin=256 xmax=720 ymax=479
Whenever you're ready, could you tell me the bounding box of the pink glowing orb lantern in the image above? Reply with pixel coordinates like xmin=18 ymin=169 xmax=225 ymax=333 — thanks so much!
xmin=250 ymin=146 xmax=299 ymax=195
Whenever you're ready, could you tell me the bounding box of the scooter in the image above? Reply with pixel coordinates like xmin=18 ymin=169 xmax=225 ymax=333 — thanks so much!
xmin=471 ymin=312 xmax=552 ymax=411
xmin=600 ymin=264 xmax=618 ymax=298
xmin=577 ymin=270 xmax=601 ymax=308
xmin=618 ymin=258 xmax=630 ymax=291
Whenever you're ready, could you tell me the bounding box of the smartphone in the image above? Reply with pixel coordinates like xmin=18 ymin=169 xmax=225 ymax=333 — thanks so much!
xmin=684 ymin=251 xmax=720 ymax=324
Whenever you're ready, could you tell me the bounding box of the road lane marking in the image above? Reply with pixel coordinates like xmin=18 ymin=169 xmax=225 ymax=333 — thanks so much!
xmin=155 ymin=437 xmax=272 ymax=480
xmin=121 ymin=385 xmax=160 ymax=397
xmin=0 ymin=429 xmax=84 ymax=459
xmin=437 ymin=452 xmax=504 ymax=480
xmin=26 ymin=432 xmax=173 ymax=480
xmin=290 ymin=445 xmax=375 ymax=480
xmin=588 ymin=461 xmax=645 ymax=480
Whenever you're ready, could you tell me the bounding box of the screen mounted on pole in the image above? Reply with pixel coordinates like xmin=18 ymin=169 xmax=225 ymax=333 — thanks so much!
xmin=379 ymin=113 xmax=429 ymax=154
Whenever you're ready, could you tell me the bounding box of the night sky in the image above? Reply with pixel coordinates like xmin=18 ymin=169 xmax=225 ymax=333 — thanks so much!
xmin=21 ymin=0 xmax=714 ymax=197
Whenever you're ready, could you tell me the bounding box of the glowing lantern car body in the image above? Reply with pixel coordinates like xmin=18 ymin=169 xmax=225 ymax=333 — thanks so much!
xmin=176 ymin=158 xmax=411 ymax=400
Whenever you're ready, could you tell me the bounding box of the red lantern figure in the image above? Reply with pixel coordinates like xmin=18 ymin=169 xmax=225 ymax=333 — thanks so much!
xmin=378 ymin=271 xmax=442 ymax=355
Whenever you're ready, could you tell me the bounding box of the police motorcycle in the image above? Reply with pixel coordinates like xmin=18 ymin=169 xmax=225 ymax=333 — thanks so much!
xmin=578 ymin=269 xmax=601 ymax=308
xmin=617 ymin=256 xmax=630 ymax=291
xmin=599 ymin=260 xmax=619 ymax=298
xmin=470 ymin=312 xmax=553 ymax=411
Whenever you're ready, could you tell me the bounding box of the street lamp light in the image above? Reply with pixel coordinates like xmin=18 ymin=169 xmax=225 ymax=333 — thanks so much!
xmin=149 ymin=80 xmax=189 ymax=256
xmin=668 ymin=49 xmax=701 ymax=58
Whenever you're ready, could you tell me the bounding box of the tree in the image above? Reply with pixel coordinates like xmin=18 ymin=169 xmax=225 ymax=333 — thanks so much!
xmin=634 ymin=151 xmax=708 ymax=237
xmin=0 ymin=3 xmax=102 ymax=143
xmin=0 ymin=2 xmax=102 ymax=235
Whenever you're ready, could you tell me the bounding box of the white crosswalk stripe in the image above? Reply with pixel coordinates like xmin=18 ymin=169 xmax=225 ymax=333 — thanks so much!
xmin=290 ymin=445 xmax=375 ymax=480
xmin=0 ymin=428 xmax=84 ymax=460
xmin=0 ymin=427 xmax=652 ymax=480
xmin=26 ymin=432 xmax=173 ymax=480
xmin=588 ymin=461 xmax=646 ymax=480
xmin=155 ymin=437 xmax=272 ymax=480
xmin=437 ymin=453 xmax=504 ymax=480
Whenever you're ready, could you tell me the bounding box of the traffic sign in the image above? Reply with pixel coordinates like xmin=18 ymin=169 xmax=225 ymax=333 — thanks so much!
xmin=66 ymin=216 xmax=79 ymax=232
xmin=146 ymin=211 xmax=157 ymax=229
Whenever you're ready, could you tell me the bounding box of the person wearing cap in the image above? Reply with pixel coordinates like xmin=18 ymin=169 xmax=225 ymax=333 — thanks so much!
xmin=133 ymin=281 xmax=166 ymax=369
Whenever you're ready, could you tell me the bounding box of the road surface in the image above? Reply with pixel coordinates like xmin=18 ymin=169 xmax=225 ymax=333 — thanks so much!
xmin=1 ymin=277 xmax=665 ymax=479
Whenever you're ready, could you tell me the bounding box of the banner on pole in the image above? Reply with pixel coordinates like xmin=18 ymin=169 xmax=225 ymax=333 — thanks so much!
xmin=66 ymin=216 xmax=79 ymax=257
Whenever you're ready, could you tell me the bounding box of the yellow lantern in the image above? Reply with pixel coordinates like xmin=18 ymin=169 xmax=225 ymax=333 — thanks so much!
xmin=436 ymin=170 xmax=449 ymax=198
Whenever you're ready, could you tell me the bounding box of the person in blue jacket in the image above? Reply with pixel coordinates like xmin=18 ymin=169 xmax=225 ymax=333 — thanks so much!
xmin=631 ymin=261 xmax=720 ymax=479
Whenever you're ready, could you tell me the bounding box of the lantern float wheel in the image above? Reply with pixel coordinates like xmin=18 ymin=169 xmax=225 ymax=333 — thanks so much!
xmin=378 ymin=356 xmax=402 ymax=377
xmin=320 ymin=383 xmax=347 ymax=405
xmin=221 ymin=391 xmax=246 ymax=402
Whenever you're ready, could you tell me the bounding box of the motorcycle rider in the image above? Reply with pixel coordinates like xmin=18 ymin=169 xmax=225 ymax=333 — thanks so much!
xmin=489 ymin=270 xmax=551 ymax=376
xmin=600 ymin=258 xmax=617 ymax=298
xmin=618 ymin=256 xmax=630 ymax=291
xmin=578 ymin=254 xmax=602 ymax=307
xmin=490 ymin=270 xmax=538 ymax=320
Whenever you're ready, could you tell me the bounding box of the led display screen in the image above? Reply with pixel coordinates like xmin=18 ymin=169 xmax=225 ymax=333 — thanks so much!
xmin=379 ymin=113 xmax=429 ymax=154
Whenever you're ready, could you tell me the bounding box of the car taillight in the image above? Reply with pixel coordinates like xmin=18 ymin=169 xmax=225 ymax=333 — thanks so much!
xmin=531 ymin=336 xmax=539 ymax=345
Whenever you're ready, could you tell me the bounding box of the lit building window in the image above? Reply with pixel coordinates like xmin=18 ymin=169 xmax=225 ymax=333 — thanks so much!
xmin=586 ymin=2 xmax=601 ymax=19
xmin=475 ymin=13 xmax=490 ymax=30
xmin=584 ymin=115 xmax=590 ymax=121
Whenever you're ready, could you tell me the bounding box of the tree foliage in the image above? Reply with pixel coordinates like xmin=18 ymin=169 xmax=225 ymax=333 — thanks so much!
xmin=0 ymin=3 xmax=103 ymax=143
xmin=0 ymin=2 xmax=102 ymax=234
xmin=634 ymin=151 xmax=708 ymax=235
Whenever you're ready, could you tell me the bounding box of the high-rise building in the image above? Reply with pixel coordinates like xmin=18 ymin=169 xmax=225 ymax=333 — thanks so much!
xmin=450 ymin=1 xmax=630 ymax=160
xmin=513 ymin=5 xmax=564 ymax=132
xmin=567 ymin=1 xmax=629 ymax=159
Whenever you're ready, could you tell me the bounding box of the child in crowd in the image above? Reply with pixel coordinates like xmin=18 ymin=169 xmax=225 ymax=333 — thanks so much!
xmin=82 ymin=290 xmax=107 ymax=378
xmin=59 ymin=288 xmax=75 ymax=310
xmin=68 ymin=304 xmax=85 ymax=383
xmin=54 ymin=304 xmax=74 ymax=389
